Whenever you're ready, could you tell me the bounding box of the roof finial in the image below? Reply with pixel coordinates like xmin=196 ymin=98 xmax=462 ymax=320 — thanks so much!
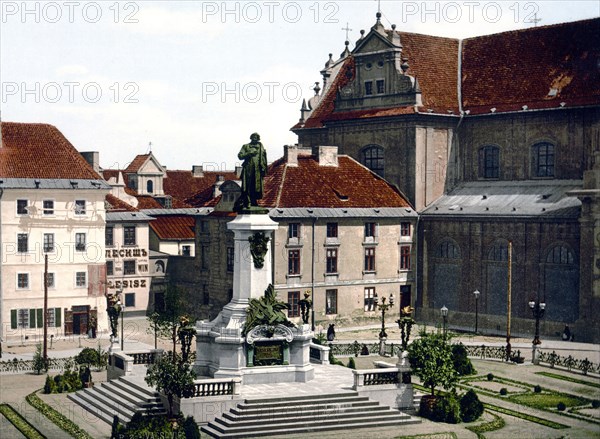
xmin=147 ymin=141 xmax=152 ymax=154
xmin=342 ymin=22 xmax=353 ymax=41
xmin=527 ymin=12 xmax=542 ymax=27
xmin=375 ymin=0 xmax=381 ymax=14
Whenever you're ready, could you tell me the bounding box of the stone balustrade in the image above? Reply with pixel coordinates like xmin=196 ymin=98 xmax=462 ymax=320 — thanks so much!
xmin=309 ymin=343 xmax=330 ymax=364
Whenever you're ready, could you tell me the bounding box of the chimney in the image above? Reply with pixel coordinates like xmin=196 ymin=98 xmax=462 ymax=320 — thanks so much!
xmin=314 ymin=145 xmax=338 ymax=167
xmin=80 ymin=151 xmax=100 ymax=174
xmin=192 ymin=165 xmax=204 ymax=177
xmin=285 ymin=145 xmax=299 ymax=166
xmin=235 ymin=165 xmax=243 ymax=178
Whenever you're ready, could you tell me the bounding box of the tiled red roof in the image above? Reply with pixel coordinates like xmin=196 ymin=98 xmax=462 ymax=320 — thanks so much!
xmin=462 ymin=18 xmax=600 ymax=114
xmin=105 ymin=194 xmax=138 ymax=212
xmin=124 ymin=154 xmax=150 ymax=173
xmin=135 ymin=195 xmax=163 ymax=209
xmin=102 ymin=169 xmax=121 ymax=181
xmin=260 ymin=155 xmax=411 ymax=209
xmin=294 ymin=18 xmax=599 ymax=129
xmin=166 ymin=170 xmax=238 ymax=208
xmin=149 ymin=215 xmax=195 ymax=240
xmin=0 ymin=122 xmax=102 ymax=179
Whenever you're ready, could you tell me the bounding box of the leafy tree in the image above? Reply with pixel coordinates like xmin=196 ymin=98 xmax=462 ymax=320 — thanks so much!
xmin=145 ymin=353 xmax=196 ymax=417
xmin=148 ymin=285 xmax=195 ymax=362
xmin=407 ymin=331 xmax=458 ymax=396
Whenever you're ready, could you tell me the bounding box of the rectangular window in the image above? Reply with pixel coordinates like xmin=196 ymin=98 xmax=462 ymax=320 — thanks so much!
xmin=202 ymin=285 xmax=209 ymax=305
xmin=364 ymin=222 xmax=377 ymax=238
xmin=124 ymin=226 xmax=136 ymax=246
xmin=288 ymin=223 xmax=300 ymax=239
xmin=46 ymin=272 xmax=55 ymax=288
xmin=17 ymin=233 xmax=28 ymax=253
xmin=106 ymin=261 xmax=114 ymax=276
xmin=364 ymin=287 xmax=376 ymax=311
xmin=226 ymin=247 xmax=235 ymax=272
xmin=326 ymin=289 xmax=338 ymax=315
xmin=376 ymin=79 xmax=385 ymax=94
xmin=74 ymin=199 xmax=86 ymax=215
xmin=401 ymin=222 xmax=411 ymax=237
xmin=43 ymin=200 xmax=54 ymax=215
xmin=400 ymin=245 xmax=411 ymax=270
xmin=17 ymin=273 xmax=29 ymax=289
xmin=18 ymin=309 xmax=30 ymax=328
xmin=76 ymin=271 xmax=86 ymax=287
xmin=105 ymin=226 xmax=114 ymax=247
xmin=364 ymin=247 xmax=376 ymax=271
xmin=288 ymin=291 xmax=300 ymax=317
xmin=202 ymin=246 xmax=209 ymax=269
xmin=17 ymin=199 xmax=28 ymax=215
xmin=46 ymin=308 xmax=61 ymax=327
xmin=288 ymin=250 xmax=301 ymax=275
xmin=125 ymin=293 xmax=135 ymax=308
xmin=326 ymin=223 xmax=338 ymax=238
xmin=181 ymin=245 xmax=191 ymax=257
xmin=365 ymin=81 xmax=373 ymax=96
xmin=123 ymin=260 xmax=136 ymax=275
xmin=75 ymin=233 xmax=86 ymax=252
xmin=44 ymin=233 xmax=55 ymax=253
xmin=326 ymin=248 xmax=338 ymax=273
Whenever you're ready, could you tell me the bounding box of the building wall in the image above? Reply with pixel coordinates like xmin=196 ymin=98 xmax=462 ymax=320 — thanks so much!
xmin=1 ymin=188 xmax=108 ymax=340
xmin=105 ymin=222 xmax=152 ymax=315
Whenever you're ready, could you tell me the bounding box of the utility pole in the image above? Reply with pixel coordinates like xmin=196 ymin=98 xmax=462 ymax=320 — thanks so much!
xmin=43 ymin=254 xmax=48 ymax=364
xmin=506 ymin=241 xmax=512 ymax=361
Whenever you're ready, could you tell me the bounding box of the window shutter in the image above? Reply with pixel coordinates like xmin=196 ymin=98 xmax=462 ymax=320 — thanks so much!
xmin=55 ymin=308 xmax=61 ymax=328
xmin=29 ymin=309 xmax=36 ymax=328
xmin=11 ymin=310 xmax=17 ymax=329
xmin=37 ymin=308 xmax=43 ymax=328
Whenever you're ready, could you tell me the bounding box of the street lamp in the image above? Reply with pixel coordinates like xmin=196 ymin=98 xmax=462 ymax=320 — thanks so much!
xmin=441 ymin=305 xmax=449 ymax=340
xmin=374 ymin=292 xmax=395 ymax=355
xmin=473 ymin=290 xmax=480 ymax=334
xmin=528 ymin=298 xmax=546 ymax=345
xmin=119 ymin=300 xmax=125 ymax=351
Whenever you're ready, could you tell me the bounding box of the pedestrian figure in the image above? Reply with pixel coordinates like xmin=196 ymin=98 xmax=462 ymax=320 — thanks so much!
xmin=327 ymin=323 xmax=336 ymax=341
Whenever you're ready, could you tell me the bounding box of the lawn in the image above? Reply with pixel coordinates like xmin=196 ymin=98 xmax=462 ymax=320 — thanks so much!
xmin=509 ymin=392 xmax=591 ymax=410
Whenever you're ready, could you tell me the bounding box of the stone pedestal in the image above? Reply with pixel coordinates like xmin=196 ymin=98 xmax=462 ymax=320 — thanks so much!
xmin=195 ymin=213 xmax=314 ymax=384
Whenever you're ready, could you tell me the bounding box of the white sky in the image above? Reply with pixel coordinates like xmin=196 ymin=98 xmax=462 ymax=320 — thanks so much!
xmin=1 ymin=1 xmax=598 ymax=172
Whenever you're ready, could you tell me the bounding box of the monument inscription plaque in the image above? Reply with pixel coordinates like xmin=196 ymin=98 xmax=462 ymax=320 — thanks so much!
xmin=254 ymin=343 xmax=284 ymax=366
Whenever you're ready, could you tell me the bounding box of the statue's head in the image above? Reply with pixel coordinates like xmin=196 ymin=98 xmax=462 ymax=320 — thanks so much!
xmin=250 ymin=133 xmax=260 ymax=142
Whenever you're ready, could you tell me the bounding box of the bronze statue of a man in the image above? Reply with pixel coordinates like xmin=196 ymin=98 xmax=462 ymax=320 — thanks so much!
xmin=238 ymin=133 xmax=267 ymax=209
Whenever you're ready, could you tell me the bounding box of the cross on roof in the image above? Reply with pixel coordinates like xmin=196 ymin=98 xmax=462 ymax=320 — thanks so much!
xmin=342 ymin=22 xmax=352 ymax=40
xmin=528 ymin=12 xmax=542 ymax=27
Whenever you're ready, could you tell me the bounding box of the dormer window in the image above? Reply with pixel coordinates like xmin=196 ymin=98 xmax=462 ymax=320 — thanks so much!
xmin=365 ymin=81 xmax=373 ymax=96
xmin=376 ymin=79 xmax=385 ymax=94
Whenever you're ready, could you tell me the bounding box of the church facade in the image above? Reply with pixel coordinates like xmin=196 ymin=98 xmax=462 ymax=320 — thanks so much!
xmin=292 ymin=15 xmax=600 ymax=341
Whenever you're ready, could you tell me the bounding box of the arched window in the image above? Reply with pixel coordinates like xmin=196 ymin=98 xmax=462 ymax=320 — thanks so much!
xmin=431 ymin=238 xmax=461 ymax=310
xmin=532 ymin=142 xmax=555 ymax=178
xmin=478 ymin=145 xmax=499 ymax=179
xmin=543 ymin=244 xmax=578 ymax=322
xmin=361 ymin=145 xmax=385 ymax=177
xmin=487 ymin=241 xmax=509 ymax=261
xmin=147 ymin=180 xmax=154 ymax=194
xmin=435 ymin=239 xmax=461 ymax=259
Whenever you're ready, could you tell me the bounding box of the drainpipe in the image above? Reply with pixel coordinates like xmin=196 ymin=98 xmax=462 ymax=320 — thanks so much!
xmin=0 ymin=186 xmax=4 ymax=358
xmin=311 ymin=216 xmax=317 ymax=331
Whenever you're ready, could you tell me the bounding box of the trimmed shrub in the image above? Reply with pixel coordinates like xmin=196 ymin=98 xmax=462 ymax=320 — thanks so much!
xmin=487 ymin=373 xmax=494 ymax=381
xmin=418 ymin=395 xmax=438 ymax=420
xmin=431 ymin=394 xmax=461 ymax=424
xmin=592 ymin=400 xmax=600 ymax=409
xmin=43 ymin=375 xmax=57 ymax=394
xmin=499 ymin=388 xmax=508 ymax=396
xmin=460 ymin=389 xmax=484 ymax=422
xmin=452 ymin=343 xmax=476 ymax=376
xmin=534 ymin=385 xmax=542 ymax=393
xmin=347 ymin=357 xmax=356 ymax=369
xmin=557 ymin=402 xmax=566 ymax=411
xmin=183 ymin=416 xmax=200 ymax=439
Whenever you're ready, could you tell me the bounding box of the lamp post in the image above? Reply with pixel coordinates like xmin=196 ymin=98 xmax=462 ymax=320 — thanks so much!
xmin=529 ymin=298 xmax=546 ymax=365
xmin=374 ymin=292 xmax=394 ymax=356
xmin=441 ymin=305 xmax=448 ymax=340
xmin=120 ymin=300 xmax=125 ymax=351
xmin=473 ymin=290 xmax=480 ymax=334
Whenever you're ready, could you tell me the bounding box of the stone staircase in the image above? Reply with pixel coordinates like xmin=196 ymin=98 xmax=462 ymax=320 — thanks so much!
xmin=67 ymin=375 xmax=167 ymax=425
xmin=201 ymin=391 xmax=420 ymax=438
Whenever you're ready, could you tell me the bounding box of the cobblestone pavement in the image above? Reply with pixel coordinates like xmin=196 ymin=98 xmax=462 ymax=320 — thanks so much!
xmin=1 ymin=317 xmax=598 ymax=438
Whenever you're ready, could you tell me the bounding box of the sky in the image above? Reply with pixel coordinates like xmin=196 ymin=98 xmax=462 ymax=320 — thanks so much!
xmin=1 ymin=1 xmax=598 ymax=172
